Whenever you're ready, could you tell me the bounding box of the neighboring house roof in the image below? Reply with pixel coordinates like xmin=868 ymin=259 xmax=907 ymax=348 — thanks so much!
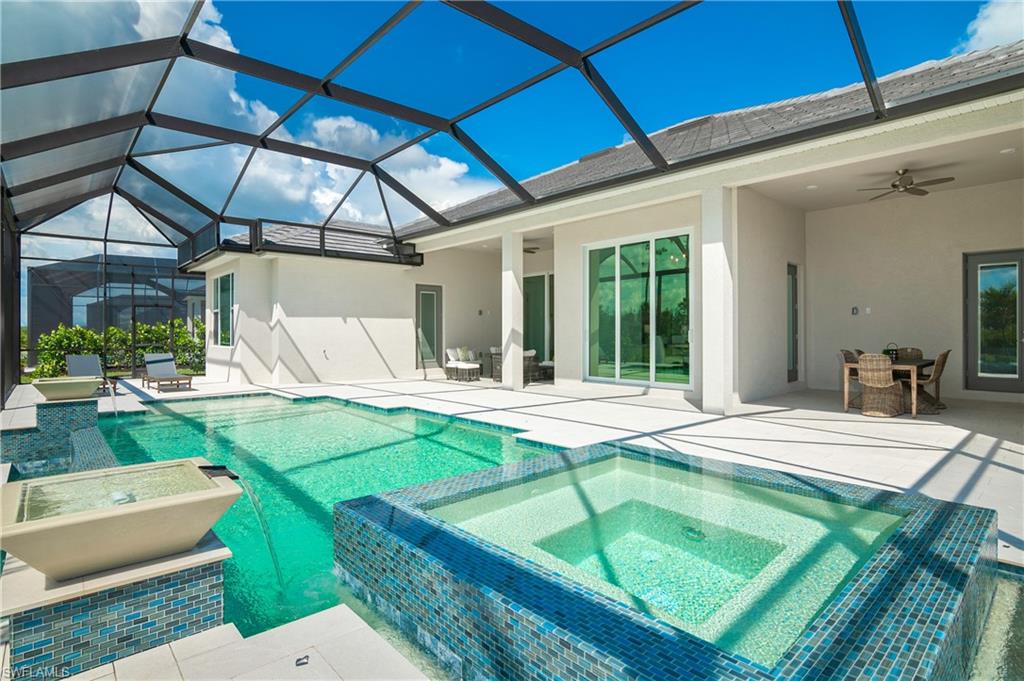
xmin=399 ymin=40 xmax=1024 ymax=236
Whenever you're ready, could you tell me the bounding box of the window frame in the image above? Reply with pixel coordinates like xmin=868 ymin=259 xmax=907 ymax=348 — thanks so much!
xmin=212 ymin=272 xmax=234 ymax=348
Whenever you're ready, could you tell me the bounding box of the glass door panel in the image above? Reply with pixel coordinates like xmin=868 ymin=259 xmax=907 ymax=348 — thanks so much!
xmin=965 ymin=250 xmax=1023 ymax=393
xmin=548 ymin=274 xmax=555 ymax=361
xmin=978 ymin=263 xmax=1018 ymax=377
xmin=524 ymin=275 xmax=547 ymax=359
xmin=587 ymin=247 xmax=616 ymax=379
xmin=787 ymin=263 xmax=798 ymax=383
xmin=416 ymin=285 xmax=443 ymax=370
xmin=619 ymin=241 xmax=650 ymax=381
xmin=654 ymin=236 xmax=689 ymax=384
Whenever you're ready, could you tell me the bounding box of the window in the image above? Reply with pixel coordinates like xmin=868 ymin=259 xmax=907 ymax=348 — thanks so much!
xmin=585 ymin=231 xmax=691 ymax=387
xmin=212 ymin=273 xmax=234 ymax=347
xmin=965 ymin=250 xmax=1023 ymax=392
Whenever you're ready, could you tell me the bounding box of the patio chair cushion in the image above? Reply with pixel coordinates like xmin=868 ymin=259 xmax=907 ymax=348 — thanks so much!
xmin=144 ymin=353 xmax=184 ymax=378
xmin=445 ymin=348 xmax=459 ymax=362
xmin=447 ymin=361 xmax=481 ymax=369
xmin=457 ymin=346 xmax=471 ymax=361
xmin=66 ymin=354 xmax=103 ymax=378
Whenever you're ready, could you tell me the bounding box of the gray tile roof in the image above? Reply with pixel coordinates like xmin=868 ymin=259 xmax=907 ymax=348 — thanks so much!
xmin=224 ymin=222 xmax=402 ymax=260
xmin=400 ymin=40 xmax=1024 ymax=236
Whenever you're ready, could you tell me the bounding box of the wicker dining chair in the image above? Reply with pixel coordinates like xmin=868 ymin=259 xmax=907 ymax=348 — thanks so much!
xmin=896 ymin=347 xmax=923 ymax=361
xmin=905 ymin=349 xmax=951 ymax=410
xmin=858 ymin=353 xmax=903 ymax=417
xmin=839 ymin=351 xmax=862 ymax=408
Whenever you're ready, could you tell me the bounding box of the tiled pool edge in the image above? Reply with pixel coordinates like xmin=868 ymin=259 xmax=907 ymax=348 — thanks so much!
xmin=334 ymin=443 xmax=998 ymax=681
xmin=1 ymin=400 xmax=97 ymax=476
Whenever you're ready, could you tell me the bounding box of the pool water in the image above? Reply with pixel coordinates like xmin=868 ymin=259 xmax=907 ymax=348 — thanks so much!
xmin=99 ymin=395 xmax=546 ymax=638
xmin=431 ymin=457 xmax=905 ymax=667
xmin=17 ymin=461 xmax=214 ymax=522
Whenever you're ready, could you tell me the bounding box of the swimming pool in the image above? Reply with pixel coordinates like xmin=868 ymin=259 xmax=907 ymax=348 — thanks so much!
xmin=99 ymin=395 xmax=548 ymax=637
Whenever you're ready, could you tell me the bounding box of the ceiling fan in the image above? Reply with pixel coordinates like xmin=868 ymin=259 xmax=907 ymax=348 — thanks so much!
xmin=858 ymin=168 xmax=955 ymax=201
xmin=523 ymin=241 xmax=542 ymax=254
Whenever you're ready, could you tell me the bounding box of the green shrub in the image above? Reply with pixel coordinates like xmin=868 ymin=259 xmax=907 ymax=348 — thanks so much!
xmin=33 ymin=324 xmax=103 ymax=378
xmin=32 ymin=318 xmax=206 ymax=378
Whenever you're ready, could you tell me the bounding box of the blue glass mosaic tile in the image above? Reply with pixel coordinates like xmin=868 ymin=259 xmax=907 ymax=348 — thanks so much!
xmin=6 ymin=562 xmax=223 ymax=678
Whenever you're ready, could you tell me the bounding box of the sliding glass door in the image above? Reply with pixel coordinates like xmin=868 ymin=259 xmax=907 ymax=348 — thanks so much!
xmin=586 ymin=232 xmax=690 ymax=387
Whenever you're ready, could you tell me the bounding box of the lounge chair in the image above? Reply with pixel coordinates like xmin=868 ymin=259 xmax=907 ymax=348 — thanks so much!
xmin=66 ymin=354 xmax=112 ymax=395
xmin=142 ymin=353 xmax=193 ymax=392
xmin=444 ymin=348 xmax=481 ymax=381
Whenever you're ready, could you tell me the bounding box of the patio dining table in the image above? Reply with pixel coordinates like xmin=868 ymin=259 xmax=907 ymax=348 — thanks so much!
xmin=843 ymin=358 xmax=935 ymax=418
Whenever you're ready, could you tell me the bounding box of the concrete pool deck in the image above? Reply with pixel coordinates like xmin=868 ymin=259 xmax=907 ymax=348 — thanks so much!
xmin=3 ymin=377 xmax=1021 ymax=567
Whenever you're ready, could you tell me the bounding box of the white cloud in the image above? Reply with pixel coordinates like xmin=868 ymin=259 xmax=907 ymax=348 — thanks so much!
xmin=189 ymin=2 xmax=238 ymax=52
xmin=23 ymin=0 xmax=503 ymax=248
xmin=955 ymin=1 xmax=1024 ymax=53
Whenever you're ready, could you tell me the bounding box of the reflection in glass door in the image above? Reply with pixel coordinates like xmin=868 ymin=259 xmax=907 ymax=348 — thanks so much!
xmin=416 ymin=285 xmax=442 ymax=369
xmin=787 ymin=264 xmax=798 ymax=383
xmin=586 ymin=232 xmax=690 ymax=387
xmin=965 ymin=250 xmax=1023 ymax=392
xmin=524 ymin=275 xmax=547 ymax=360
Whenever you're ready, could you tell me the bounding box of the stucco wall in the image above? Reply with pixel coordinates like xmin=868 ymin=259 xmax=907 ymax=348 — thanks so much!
xmin=805 ymin=178 xmax=1024 ymax=402
xmin=552 ymin=197 xmax=702 ymax=397
xmin=736 ymin=188 xmax=807 ymax=402
xmin=206 ymin=249 xmax=501 ymax=384
xmin=524 ymin=248 xmax=554 ymax=275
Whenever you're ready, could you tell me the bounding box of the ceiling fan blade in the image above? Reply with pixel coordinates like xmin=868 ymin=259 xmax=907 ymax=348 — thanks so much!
xmin=869 ymin=190 xmax=896 ymax=201
xmin=857 ymin=187 xmax=892 ymax=191
xmin=905 ymin=187 xmax=928 ymax=196
xmin=913 ymin=177 xmax=954 ymax=187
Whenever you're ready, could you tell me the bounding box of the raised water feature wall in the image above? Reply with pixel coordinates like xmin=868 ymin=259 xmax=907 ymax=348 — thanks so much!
xmin=1 ymin=399 xmax=98 ymax=476
xmin=6 ymin=559 xmax=225 ymax=677
xmin=334 ymin=443 xmax=999 ymax=681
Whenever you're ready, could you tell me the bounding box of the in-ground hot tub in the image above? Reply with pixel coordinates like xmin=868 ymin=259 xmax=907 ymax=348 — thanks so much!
xmin=335 ymin=443 xmax=998 ymax=680
xmin=0 ymin=458 xmax=241 ymax=581
xmin=32 ymin=376 xmax=104 ymax=400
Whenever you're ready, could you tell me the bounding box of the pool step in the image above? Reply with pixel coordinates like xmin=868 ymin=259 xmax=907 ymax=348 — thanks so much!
xmin=177 ymin=605 xmax=427 ymax=680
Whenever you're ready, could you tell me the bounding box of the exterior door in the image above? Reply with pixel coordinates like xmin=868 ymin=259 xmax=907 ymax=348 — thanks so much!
xmin=787 ymin=264 xmax=798 ymax=383
xmin=965 ymin=250 xmax=1023 ymax=393
xmin=416 ymin=285 xmax=443 ymax=369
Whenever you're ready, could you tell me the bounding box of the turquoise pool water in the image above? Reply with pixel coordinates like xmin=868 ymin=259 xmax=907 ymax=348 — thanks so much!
xmin=431 ymin=457 xmax=905 ymax=667
xmin=99 ymin=395 xmax=546 ymax=637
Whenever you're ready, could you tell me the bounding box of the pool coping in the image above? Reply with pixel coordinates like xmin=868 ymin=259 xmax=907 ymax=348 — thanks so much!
xmin=335 ymin=440 xmax=998 ymax=680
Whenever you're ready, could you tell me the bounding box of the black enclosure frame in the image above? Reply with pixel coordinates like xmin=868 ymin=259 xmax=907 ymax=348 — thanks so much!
xmin=1 ymin=0 xmax=1023 ymax=405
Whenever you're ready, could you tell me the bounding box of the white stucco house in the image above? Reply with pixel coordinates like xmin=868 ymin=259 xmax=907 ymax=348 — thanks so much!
xmin=190 ymin=43 xmax=1024 ymax=414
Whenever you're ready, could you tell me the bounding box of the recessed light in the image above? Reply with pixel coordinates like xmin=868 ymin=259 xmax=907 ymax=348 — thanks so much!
xmin=481 ymin=244 xmax=488 ymax=248
xmin=805 ymin=184 xmax=818 ymax=190
xmin=999 ymin=147 xmax=1016 ymax=154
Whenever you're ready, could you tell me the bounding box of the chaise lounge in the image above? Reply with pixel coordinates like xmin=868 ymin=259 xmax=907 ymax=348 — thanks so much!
xmin=66 ymin=354 xmax=113 ymax=395
xmin=142 ymin=353 xmax=193 ymax=392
